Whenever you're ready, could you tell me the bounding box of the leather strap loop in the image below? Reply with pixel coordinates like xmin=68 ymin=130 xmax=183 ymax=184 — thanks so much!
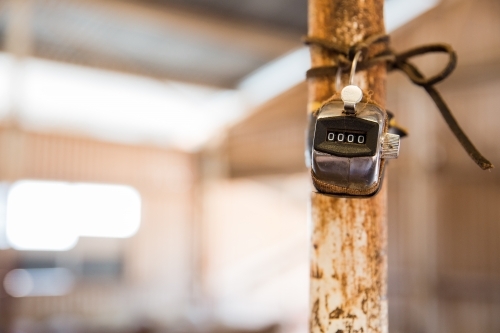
xmin=304 ymin=34 xmax=493 ymax=170
xmin=393 ymin=44 xmax=457 ymax=86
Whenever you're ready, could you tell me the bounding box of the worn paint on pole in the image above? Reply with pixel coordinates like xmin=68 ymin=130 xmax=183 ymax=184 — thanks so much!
xmin=307 ymin=1 xmax=388 ymax=333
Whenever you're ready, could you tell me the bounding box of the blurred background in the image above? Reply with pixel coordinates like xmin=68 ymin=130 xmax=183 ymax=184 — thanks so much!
xmin=0 ymin=0 xmax=498 ymax=332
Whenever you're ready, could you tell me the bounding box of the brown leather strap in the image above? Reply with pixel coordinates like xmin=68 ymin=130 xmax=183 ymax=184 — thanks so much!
xmin=304 ymin=35 xmax=493 ymax=170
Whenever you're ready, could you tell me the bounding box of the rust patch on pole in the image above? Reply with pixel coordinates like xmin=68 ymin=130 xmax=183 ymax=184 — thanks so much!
xmin=310 ymin=191 xmax=387 ymax=333
xmin=307 ymin=0 xmax=388 ymax=332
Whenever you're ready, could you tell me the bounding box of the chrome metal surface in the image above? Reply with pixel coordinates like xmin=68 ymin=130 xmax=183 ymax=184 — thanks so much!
xmin=318 ymin=101 xmax=384 ymax=124
xmin=312 ymin=101 xmax=387 ymax=194
xmin=312 ymin=151 xmax=350 ymax=186
xmin=381 ymin=133 xmax=400 ymax=159
xmin=349 ymin=156 xmax=380 ymax=189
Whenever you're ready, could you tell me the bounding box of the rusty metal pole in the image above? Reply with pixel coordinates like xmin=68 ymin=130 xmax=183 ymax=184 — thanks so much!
xmin=307 ymin=1 xmax=388 ymax=333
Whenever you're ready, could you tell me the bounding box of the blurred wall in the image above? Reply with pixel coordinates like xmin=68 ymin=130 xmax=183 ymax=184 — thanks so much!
xmin=0 ymin=126 xmax=196 ymax=331
xmin=387 ymin=1 xmax=500 ymax=332
xmin=200 ymin=174 xmax=310 ymax=332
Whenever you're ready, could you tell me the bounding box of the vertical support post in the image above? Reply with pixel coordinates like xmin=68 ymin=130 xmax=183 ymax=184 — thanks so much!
xmin=307 ymin=1 xmax=388 ymax=333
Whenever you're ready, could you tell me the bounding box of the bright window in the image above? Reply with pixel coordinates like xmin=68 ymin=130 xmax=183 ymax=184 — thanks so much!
xmin=5 ymin=180 xmax=141 ymax=251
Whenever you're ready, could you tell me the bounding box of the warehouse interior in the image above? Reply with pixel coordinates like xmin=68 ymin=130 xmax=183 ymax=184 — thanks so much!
xmin=0 ymin=0 xmax=498 ymax=332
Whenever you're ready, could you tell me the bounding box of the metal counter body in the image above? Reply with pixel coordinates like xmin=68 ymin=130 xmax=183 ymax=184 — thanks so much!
xmin=312 ymin=101 xmax=387 ymax=195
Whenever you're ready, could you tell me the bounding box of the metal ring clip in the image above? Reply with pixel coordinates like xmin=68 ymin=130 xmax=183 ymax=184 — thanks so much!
xmin=341 ymin=50 xmax=364 ymax=115
xmin=349 ymin=50 xmax=363 ymax=85
xmin=335 ymin=66 xmax=342 ymax=92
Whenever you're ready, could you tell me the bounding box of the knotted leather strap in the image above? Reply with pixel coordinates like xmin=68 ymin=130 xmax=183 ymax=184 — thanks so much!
xmin=304 ymin=34 xmax=493 ymax=170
